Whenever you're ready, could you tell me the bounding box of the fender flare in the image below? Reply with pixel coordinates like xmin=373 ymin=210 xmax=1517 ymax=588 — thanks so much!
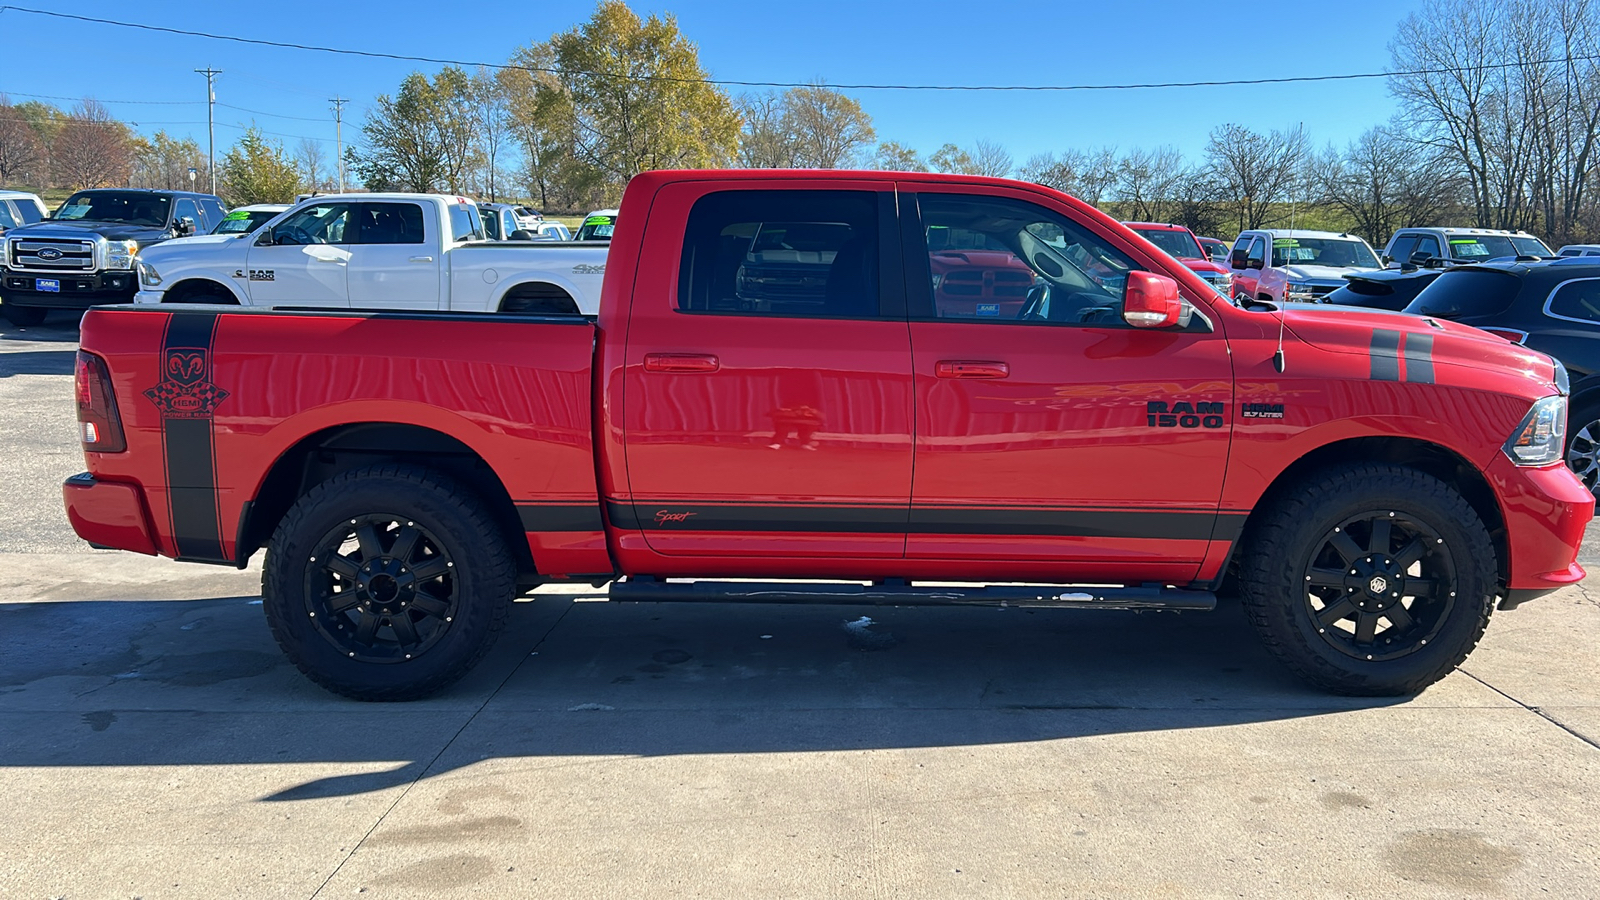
xmin=490 ymin=272 xmax=585 ymax=311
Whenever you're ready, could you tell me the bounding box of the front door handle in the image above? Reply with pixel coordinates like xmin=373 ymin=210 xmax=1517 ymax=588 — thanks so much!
xmin=644 ymin=353 xmax=720 ymax=373
xmin=409 ymin=256 xmax=434 ymax=263
xmin=936 ymin=360 xmax=1009 ymax=379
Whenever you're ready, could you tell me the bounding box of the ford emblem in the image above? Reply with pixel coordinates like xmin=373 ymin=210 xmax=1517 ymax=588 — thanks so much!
xmin=37 ymin=248 xmax=63 ymax=261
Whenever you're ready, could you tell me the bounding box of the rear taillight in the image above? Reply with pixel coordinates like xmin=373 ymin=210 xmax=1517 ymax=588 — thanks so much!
xmin=75 ymin=351 xmax=126 ymax=453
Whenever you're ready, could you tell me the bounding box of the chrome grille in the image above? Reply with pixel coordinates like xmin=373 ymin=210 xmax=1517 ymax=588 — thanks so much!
xmin=8 ymin=238 xmax=96 ymax=271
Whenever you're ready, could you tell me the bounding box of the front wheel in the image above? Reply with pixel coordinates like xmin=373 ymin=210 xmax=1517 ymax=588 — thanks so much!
xmin=262 ymin=465 xmax=517 ymax=700
xmin=1237 ymin=464 xmax=1497 ymax=695
xmin=1565 ymin=399 xmax=1600 ymax=497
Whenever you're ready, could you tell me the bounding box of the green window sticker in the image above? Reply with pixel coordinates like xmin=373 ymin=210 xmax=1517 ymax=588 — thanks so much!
xmin=1449 ymin=239 xmax=1477 ymax=244
xmin=584 ymin=216 xmax=614 ymax=227
xmin=1272 ymin=238 xmax=1300 ymax=248
xmin=222 ymin=210 xmax=251 ymax=221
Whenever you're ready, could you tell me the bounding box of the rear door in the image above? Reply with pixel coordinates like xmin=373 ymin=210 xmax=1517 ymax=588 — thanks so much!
xmin=245 ymin=201 xmax=352 ymax=307
xmin=347 ymin=201 xmax=440 ymax=309
xmin=901 ymin=186 xmax=1234 ymax=582
xmin=619 ymin=181 xmax=915 ymax=560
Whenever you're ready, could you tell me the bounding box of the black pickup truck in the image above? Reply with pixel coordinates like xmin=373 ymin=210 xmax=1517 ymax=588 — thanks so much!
xmin=1 ymin=189 xmax=225 ymax=325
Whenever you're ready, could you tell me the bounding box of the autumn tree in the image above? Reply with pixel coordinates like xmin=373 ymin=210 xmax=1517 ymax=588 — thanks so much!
xmin=471 ymin=67 xmax=513 ymax=201
xmin=502 ymin=40 xmax=597 ymax=210
xmin=869 ymin=141 xmax=927 ymax=172
xmin=736 ymin=92 xmax=797 ymax=168
xmin=218 ymin=126 xmax=301 ymax=204
xmin=354 ymin=68 xmax=480 ymax=193
xmin=129 ymin=131 xmax=207 ymax=190
xmin=0 ymin=97 xmax=46 ymax=186
xmin=781 ymin=84 xmax=873 ymax=168
xmin=51 ymin=100 xmax=133 ymax=190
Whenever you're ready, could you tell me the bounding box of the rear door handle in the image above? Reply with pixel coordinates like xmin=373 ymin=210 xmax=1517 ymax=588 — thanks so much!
xmin=408 ymin=256 xmax=434 ymax=263
xmin=644 ymin=353 xmax=720 ymax=373
xmin=936 ymin=360 xmax=1009 ymax=379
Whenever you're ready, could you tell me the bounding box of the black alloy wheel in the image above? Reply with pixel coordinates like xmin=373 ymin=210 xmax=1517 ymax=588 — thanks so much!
xmin=1301 ymin=512 xmax=1455 ymax=662
xmin=306 ymin=515 xmax=459 ymax=664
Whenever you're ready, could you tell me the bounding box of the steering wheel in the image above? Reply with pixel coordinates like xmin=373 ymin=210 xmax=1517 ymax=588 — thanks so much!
xmin=277 ymin=224 xmax=315 ymax=246
xmin=1017 ymin=282 xmax=1051 ymax=320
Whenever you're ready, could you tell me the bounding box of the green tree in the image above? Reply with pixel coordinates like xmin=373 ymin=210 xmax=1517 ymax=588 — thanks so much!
xmin=354 ymin=68 xmax=480 ymax=193
xmin=871 ymin=141 xmax=926 ymax=172
xmin=781 ymin=84 xmax=873 ymax=168
xmin=536 ymin=1 xmax=739 ymax=195
xmin=218 ymin=126 xmax=301 ymax=204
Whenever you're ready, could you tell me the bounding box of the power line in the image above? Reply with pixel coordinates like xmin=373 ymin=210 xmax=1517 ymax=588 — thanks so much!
xmin=5 ymin=3 xmax=1598 ymax=93
xmin=217 ymin=102 xmax=331 ymax=122
xmin=0 ymin=89 xmax=196 ymax=105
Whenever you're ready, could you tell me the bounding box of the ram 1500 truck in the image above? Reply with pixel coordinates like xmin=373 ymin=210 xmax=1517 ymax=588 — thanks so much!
xmin=65 ymin=170 xmax=1591 ymax=701
xmin=132 ymin=193 xmax=608 ymax=315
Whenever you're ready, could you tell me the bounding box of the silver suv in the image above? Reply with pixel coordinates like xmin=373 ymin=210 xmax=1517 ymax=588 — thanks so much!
xmin=1381 ymin=227 xmax=1552 ymax=268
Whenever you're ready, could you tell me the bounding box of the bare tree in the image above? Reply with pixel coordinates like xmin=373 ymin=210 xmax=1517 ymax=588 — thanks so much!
xmin=870 ymin=141 xmax=927 ymax=172
xmin=471 ymin=67 xmax=513 ymax=200
xmin=1018 ymin=148 xmax=1118 ymax=203
xmin=1114 ymin=146 xmax=1186 ymax=222
xmin=783 ymin=84 xmax=874 ymax=168
xmin=295 ymin=138 xmax=327 ymax=192
xmin=736 ymin=92 xmax=798 ymax=168
xmin=51 ymin=100 xmax=132 ymax=190
xmin=0 ymin=96 xmax=46 ymax=187
xmin=1311 ymin=126 xmax=1465 ymax=245
xmin=971 ymin=140 xmax=1013 ymax=178
xmin=1205 ymin=123 xmax=1309 ymax=231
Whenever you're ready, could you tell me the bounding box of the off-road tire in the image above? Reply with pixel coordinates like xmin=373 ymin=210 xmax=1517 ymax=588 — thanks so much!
xmin=262 ymin=464 xmax=516 ymax=701
xmin=1237 ymin=463 xmax=1496 ymax=695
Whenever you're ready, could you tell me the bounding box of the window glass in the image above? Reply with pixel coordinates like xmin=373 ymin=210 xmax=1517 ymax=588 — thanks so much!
xmin=356 ymin=203 xmax=426 ymax=245
xmin=1547 ymin=279 xmax=1600 ymax=323
xmin=211 ymin=209 xmax=279 ymax=235
xmin=271 ymin=203 xmax=350 ymax=245
xmin=1414 ymin=236 xmax=1441 ymax=260
xmin=1230 ymin=236 xmax=1250 ymax=260
xmin=447 ymin=202 xmax=482 ymax=242
xmin=53 ymin=191 xmax=171 ymax=226
xmin=916 ymin=193 xmax=1139 ymax=325
xmin=17 ymin=198 xmax=44 ymax=223
xmin=1560 ymin=248 xmax=1583 ymax=257
xmin=478 ymin=207 xmax=503 ymax=240
xmin=173 ymin=198 xmax=200 ymax=228
xmin=1449 ymin=235 xmax=1553 ymax=260
xmin=677 ymin=190 xmax=880 ymax=318
xmin=199 ymin=198 xmax=226 ymax=230
xmin=1388 ymin=235 xmax=1419 ymax=263
xmin=1247 ymin=237 xmax=1266 ymax=264
xmin=1406 ymin=269 xmax=1520 ymax=318
xmin=1131 ymin=227 xmax=1203 ymax=260
xmin=0 ymin=202 xmax=17 ymax=229
xmin=1270 ymin=237 xmax=1379 ymax=268
xmin=577 ymin=215 xmax=617 ymax=241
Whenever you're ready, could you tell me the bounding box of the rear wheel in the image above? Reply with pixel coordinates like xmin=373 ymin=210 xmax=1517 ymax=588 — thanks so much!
xmin=262 ymin=465 xmax=516 ymax=700
xmin=2 ymin=303 xmax=47 ymax=325
xmin=1237 ymin=464 xmax=1496 ymax=695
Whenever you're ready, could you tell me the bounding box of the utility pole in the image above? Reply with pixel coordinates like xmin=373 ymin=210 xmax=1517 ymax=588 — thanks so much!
xmin=330 ymin=97 xmax=348 ymax=193
xmin=194 ymin=67 xmax=221 ymax=195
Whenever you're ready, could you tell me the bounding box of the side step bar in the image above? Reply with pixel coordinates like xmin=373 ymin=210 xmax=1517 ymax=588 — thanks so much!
xmin=607 ymin=579 xmax=1215 ymax=611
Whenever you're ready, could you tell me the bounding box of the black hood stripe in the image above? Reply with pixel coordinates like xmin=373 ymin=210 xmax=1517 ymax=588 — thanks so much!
xmin=1370 ymin=328 xmax=1402 ymax=381
xmin=1403 ymin=332 xmax=1435 ymax=384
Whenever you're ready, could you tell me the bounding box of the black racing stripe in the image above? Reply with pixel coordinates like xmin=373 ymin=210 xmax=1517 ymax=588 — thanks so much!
xmin=160 ymin=311 xmax=225 ymax=561
xmin=516 ymin=503 xmax=605 ymax=532
xmin=910 ymin=506 xmax=1218 ymax=540
xmin=1404 ymin=332 xmax=1435 ymax=384
xmin=1209 ymin=512 xmax=1249 ymax=544
xmin=1370 ymin=329 xmax=1401 ymax=381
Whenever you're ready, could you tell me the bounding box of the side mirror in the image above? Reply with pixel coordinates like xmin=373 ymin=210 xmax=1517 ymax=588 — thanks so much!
xmin=510 ymin=229 xmax=535 ymax=241
xmin=256 ymin=228 xmax=275 ymax=246
xmin=1230 ymin=248 xmax=1247 ymax=268
xmin=1246 ymin=256 xmax=1264 ymax=270
xmin=1123 ymin=271 xmax=1183 ymax=328
xmin=174 ymin=216 xmax=196 ymax=236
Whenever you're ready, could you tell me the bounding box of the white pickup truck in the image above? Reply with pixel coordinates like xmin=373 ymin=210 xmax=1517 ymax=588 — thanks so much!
xmin=133 ymin=193 xmax=607 ymax=315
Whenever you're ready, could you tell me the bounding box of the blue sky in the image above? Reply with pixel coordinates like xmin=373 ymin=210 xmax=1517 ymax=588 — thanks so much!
xmin=0 ymin=0 xmax=1421 ymax=169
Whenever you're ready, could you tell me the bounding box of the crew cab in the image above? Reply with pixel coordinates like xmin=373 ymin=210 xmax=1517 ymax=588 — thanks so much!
xmin=65 ymin=170 xmax=1590 ymax=703
xmin=2 ymin=189 xmax=224 ymax=325
xmin=133 ymin=193 xmax=609 ymax=315
xmin=1228 ymin=229 xmax=1384 ymax=304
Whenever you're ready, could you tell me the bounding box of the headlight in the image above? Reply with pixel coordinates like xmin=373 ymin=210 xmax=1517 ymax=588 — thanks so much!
xmin=105 ymin=240 xmax=138 ymax=270
xmin=137 ymin=259 xmax=162 ymax=287
xmin=1503 ymin=395 xmax=1568 ymax=466
xmin=1284 ymin=280 xmax=1317 ymax=299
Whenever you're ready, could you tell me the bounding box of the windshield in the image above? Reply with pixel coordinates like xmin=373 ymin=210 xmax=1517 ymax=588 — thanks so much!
xmin=577 ymin=215 xmax=616 ymax=241
xmin=53 ymin=192 xmax=171 ymax=226
xmin=1132 ymin=228 xmax=1203 ymax=260
xmin=211 ymin=210 xmax=280 ymax=235
xmin=1448 ymin=235 xmax=1553 ymax=260
xmin=1270 ymin=237 xmax=1379 ymax=269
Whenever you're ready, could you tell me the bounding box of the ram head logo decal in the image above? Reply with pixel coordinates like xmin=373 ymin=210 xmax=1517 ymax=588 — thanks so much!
xmin=145 ymin=347 xmax=229 ymax=418
xmin=165 ymin=350 xmax=207 ymax=385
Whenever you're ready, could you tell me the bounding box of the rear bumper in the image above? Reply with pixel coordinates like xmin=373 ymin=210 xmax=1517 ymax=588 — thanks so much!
xmin=1489 ymin=455 xmax=1593 ymax=598
xmin=62 ymin=472 xmax=158 ymax=556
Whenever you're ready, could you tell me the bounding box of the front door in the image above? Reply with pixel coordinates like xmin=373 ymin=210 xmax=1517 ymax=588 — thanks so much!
xmin=245 ymin=201 xmax=352 ymax=307
xmin=620 ymin=183 xmax=914 ymax=560
xmin=347 ymin=201 xmax=440 ymax=310
xmin=902 ymin=187 xmax=1234 ymax=583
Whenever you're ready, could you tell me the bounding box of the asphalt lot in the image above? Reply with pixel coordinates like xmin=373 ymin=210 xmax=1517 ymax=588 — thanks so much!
xmin=2 ymin=311 xmax=1598 ymax=898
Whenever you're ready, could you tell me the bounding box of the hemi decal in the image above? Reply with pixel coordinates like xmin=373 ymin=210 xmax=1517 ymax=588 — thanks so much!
xmin=1370 ymin=329 xmax=1402 ymax=382
xmin=1403 ymin=332 xmax=1435 ymax=384
xmin=146 ymin=311 xmax=228 ymax=561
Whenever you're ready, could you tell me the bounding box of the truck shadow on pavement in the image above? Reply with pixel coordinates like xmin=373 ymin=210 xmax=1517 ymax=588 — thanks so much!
xmin=0 ymin=592 xmax=1407 ymax=801
xmin=0 ymin=313 xmax=81 ymax=343
xmin=0 ymin=349 xmax=76 ymax=377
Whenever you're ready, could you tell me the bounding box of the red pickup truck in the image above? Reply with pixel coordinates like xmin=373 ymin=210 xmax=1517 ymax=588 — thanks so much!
xmin=65 ymin=170 xmax=1591 ymax=701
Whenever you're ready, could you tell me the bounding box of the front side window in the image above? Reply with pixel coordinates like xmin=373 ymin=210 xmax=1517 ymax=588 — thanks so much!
xmin=17 ymin=198 xmax=44 ymax=223
xmin=270 ymin=203 xmax=350 ymax=245
xmin=199 ymin=199 xmax=226 ymax=230
xmin=678 ymin=190 xmax=881 ymax=318
xmin=915 ymin=193 xmax=1138 ymax=326
xmin=0 ymin=202 xmax=17 ymax=229
xmin=356 ymin=203 xmax=426 ymax=245
xmin=53 ymin=191 xmax=171 ymax=226
xmin=1546 ymin=279 xmax=1600 ymax=323
xmin=1270 ymin=237 xmax=1379 ymax=269
xmin=1388 ymin=234 xmax=1419 ymax=263
xmin=1415 ymin=236 xmax=1442 ymax=260
xmin=173 ymin=198 xmax=200 ymax=229
xmin=1247 ymin=237 xmax=1267 ymax=265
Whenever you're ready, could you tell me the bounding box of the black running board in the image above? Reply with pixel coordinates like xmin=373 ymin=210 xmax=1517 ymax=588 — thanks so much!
xmin=607 ymin=579 xmax=1215 ymax=611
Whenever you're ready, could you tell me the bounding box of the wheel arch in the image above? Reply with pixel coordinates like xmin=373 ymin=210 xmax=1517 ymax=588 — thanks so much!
xmin=236 ymin=421 xmax=537 ymax=580
xmin=163 ymin=276 xmax=245 ymax=305
xmin=494 ymin=276 xmax=581 ymax=314
xmin=1234 ymin=436 xmax=1509 ymax=589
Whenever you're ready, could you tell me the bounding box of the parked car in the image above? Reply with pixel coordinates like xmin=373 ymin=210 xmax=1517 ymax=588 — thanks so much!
xmin=1228 ymin=229 xmax=1384 ymax=304
xmin=0 ymin=189 xmax=49 ymax=233
xmin=1322 ymin=265 xmax=1446 ymax=311
xmin=1382 ymin=228 xmax=1552 ymax=268
xmin=575 ymin=208 xmax=619 ymax=241
xmin=1557 ymin=244 xmax=1600 ymax=257
xmin=65 ymin=169 xmax=1587 ymax=702
xmin=1 ymin=188 xmax=225 ymax=325
xmin=1197 ymin=236 xmax=1229 ymax=264
xmin=1124 ymin=222 xmax=1233 ymax=297
xmin=1401 ymin=257 xmax=1600 ymax=495
xmin=210 ymin=204 xmax=289 ymax=236
xmin=529 ymin=221 xmax=572 ymax=241
xmin=478 ymin=202 xmax=529 ymax=241
xmin=133 ymin=193 xmax=607 ymax=314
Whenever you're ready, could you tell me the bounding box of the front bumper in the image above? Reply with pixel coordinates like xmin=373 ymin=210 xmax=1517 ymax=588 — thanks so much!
xmin=133 ymin=289 xmax=166 ymax=305
xmin=1489 ymin=454 xmax=1593 ymax=604
xmin=62 ymin=472 xmax=157 ymax=556
xmin=2 ymin=269 xmax=137 ymax=308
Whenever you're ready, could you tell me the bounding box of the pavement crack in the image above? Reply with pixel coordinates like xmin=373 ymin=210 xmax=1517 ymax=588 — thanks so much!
xmin=306 ymin=601 xmax=575 ymax=899
xmin=1458 ymin=667 xmax=1600 ymax=752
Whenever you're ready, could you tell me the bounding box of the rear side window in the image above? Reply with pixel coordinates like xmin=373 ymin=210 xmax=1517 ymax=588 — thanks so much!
xmin=1406 ymin=269 xmax=1520 ymax=318
xmin=1545 ymin=278 xmax=1600 ymax=324
xmin=677 ymin=190 xmax=882 ymax=318
xmin=447 ymin=202 xmax=483 ymax=242
xmin=356 ymin=203 xmax=426 ymax=245
xmin=0 ymin=202 xmax=17 ymax=229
